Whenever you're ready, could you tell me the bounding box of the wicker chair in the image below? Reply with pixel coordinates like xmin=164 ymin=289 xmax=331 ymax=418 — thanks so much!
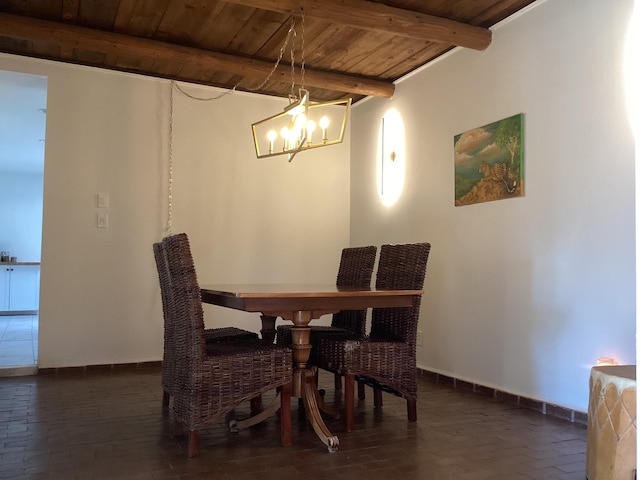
xmin=153 ymin=242 xmax=259 ymax=408
xmin=160 ymin=233 xmax=293 ymax=457
xmin=312 ymin=242 xmax=431 ymax=432
xmin=275 ymin=245 xmax=377 ymax=388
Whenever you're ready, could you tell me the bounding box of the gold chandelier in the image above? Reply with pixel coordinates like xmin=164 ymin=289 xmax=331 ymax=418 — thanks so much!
xmin=251 ymin=10 xmax=351 ymax=162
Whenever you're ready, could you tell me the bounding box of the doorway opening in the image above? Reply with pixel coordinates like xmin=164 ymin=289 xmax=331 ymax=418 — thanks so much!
xmin=0 ymin=70 xmax=47 ymax=376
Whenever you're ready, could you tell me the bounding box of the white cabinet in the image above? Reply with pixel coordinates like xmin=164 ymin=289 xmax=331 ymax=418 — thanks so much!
xmin=0 ymin=268 xmax=8 ymax=310
xmin=0 ymin=265 xmax=40 ymax=313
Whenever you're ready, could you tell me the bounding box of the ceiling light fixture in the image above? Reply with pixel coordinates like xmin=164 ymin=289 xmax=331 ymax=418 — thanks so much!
xmin=251 ymin=9 xmax=351 ymax=162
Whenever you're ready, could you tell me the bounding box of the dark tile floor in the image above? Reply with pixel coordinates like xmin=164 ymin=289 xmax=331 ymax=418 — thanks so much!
xmin=0 ymin=365 xmax=587 ymax=480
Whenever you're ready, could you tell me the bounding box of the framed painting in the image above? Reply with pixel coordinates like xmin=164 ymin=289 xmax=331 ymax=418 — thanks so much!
xmin=454 ymin=113 xmax=524 ymax=206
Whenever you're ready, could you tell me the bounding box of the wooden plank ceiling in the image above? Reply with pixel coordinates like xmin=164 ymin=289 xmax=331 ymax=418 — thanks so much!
xmin=0 ymin=0 xmax=536 ymax=103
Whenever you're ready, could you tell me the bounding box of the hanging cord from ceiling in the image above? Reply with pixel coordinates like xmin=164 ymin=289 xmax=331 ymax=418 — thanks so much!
xmin=165 ymin=9 xmax=305 ymax=234
xmin=171 ymin=9 xmax=303 ymax=102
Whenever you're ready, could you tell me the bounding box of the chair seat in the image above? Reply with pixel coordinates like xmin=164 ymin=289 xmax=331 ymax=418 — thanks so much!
xmin=313 ymin=335 xmax=415 ymax=398
xmin=205 ymin=327 xmax=259 ymax=344
xmin=174 ymin=342 xmax=292 ymax=430
xmin=276 ymin=324 xmax=359 ymax=348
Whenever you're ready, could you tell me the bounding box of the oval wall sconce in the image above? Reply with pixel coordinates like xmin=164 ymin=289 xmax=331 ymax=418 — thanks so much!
xmin=377 ymin=109 xmax=405 ymax=206
xmin=624 ymin=3 xmax=639 ymax=137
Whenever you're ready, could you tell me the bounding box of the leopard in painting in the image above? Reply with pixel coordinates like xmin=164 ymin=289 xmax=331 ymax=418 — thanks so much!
xmin=479 ymin=161 xmax=517 ymax=193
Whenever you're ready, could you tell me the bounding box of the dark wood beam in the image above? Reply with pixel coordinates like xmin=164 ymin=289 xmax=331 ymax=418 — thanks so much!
xmin=223 ymin=0 xmax=492 ymax=50
xmin=0 ymin=12 xmax=394 ymax=98
xmin=59 ymin=0 xmax=80 ymax=59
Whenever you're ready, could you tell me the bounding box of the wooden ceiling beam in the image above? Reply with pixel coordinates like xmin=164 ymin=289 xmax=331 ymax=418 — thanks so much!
xmin=223 ymin=0 xmax=492 ymax=50
xmin=0 ymin=12 xmax=394 ymax=98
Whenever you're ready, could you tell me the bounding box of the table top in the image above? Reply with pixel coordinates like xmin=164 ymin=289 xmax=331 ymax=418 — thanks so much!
xmin=201 ymin=283 xmax=422 ymax=297
xmin=200 ymin=283 xmax=423 ymax=316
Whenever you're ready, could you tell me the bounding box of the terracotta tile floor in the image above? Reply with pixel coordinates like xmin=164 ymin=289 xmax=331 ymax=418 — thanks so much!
xmin=0 ymin=365 xmax=587 ymax=479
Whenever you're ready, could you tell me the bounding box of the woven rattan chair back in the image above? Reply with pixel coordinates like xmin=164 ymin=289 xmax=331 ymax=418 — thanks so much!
xmin=331 ymin=245 xmax=377 ymax=334
xmin=153 ymin=242 xmax=177 ymax=401
xmin=369 ymin=242 xmax=431 ymax=345
xmin=162 ymin=234 xmax=207 ymax=369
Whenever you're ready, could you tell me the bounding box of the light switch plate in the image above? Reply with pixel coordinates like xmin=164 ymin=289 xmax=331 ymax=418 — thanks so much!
xmin=97 ymin=193 xmax=109 ymax=208
xmin=97 ymin=212 xmax=109 ymax=228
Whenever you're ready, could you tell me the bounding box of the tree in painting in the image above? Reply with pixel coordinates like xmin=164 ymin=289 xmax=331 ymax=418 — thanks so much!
xmin=496 ymin=115 xmax=522 ymax=184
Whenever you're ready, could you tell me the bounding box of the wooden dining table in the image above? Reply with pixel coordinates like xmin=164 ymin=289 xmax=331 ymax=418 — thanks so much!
xmin=200 ymin=283 xmax=423 ymax=452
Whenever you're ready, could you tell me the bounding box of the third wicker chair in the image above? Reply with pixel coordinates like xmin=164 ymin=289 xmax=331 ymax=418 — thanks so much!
xmin=312 ymin=242 xmax=431 ymax=432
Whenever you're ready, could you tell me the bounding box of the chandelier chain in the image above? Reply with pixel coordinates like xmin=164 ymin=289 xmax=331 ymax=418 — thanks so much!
xmin=300 ymin=8 xmax=305 ymax=91
xmin=166 ymin=10 xmax=309 ymax=230
xmin=171 ymin=11 xmax=300 ymax=102
xmin=172 ymin=81 xmax=236 ymax=101
xmin=290 ymin=15 xmax=297 ymax=99
xmin=165 ymin=12 xmax=301 ymax=232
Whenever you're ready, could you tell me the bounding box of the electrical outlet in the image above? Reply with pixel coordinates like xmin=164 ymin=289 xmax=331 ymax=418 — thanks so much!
xmin=417 ymin=330 xmax=423 ymax=347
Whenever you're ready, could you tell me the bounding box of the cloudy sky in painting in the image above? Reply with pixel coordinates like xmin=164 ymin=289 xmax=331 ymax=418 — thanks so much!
xmin=454 ymin=126 xmax=502 ymax=165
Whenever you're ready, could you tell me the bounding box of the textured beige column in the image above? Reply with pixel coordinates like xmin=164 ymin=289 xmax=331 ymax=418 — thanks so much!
xmin=586 ymin=365 xmax=636 ymax=480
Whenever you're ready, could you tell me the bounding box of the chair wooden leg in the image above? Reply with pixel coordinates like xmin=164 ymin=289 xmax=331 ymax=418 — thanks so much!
xmin=250 ymin=395 xmax=263 ymax=414
xmin=260 ymin=314 xmax=277 ymax=344
xmin=407 ymin=398 xmax=417 ymax=422
xmin=187 ymin=430 xmax=199 ymax=458
xmin=162 ymin=391 xmax=170 ymax=408
xmin=357 ymin=381 xmax=365 ymax=400
xmin=374 ymin=387 xmax=383 ymax=408
xmin=334 ymin=373 xmax=342 ymax=390
xmin=280 ymin=383 xmax=292 ymax=446
xmin=344 ymin=374 xmax=355 ymax=432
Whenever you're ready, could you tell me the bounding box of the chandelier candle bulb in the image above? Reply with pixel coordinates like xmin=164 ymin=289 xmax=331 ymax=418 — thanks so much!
xmin=306 ymin=119 xmax=316 ymax=145
xmin=267 ymin=130 xmax=277 ymax=154
xmin=280 ymin=127 xmax=289 ymax=151
xmin=319 ymin=115 xmax=330 ymax=143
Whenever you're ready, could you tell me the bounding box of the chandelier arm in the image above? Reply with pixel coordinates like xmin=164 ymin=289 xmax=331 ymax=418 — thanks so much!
xmin=287 ymin=129 xmax=307 ymax=162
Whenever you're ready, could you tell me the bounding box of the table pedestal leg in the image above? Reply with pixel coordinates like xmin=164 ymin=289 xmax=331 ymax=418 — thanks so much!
xmin=302 ymin=369 xmax=340 ymax=452
xmin=291 ymin=323 xmax=311 ymax=397
xmin=290 ymin=311 xmax=339 ymax=452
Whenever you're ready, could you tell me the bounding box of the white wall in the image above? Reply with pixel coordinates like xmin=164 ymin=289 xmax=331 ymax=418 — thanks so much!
xmin=350 ymin=0 xmax=636 ymax=412
xmin=0 ymin=172 xmax=44 ymax=261
xmin=0 ymin=54 xmax=350 ymax=368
